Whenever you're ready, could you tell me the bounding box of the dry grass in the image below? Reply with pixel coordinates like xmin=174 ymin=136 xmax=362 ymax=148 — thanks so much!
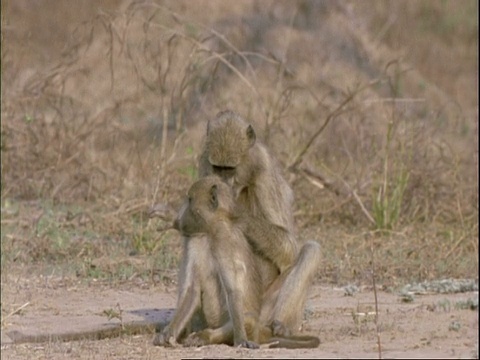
xmin=1 ymin=0 xmax=478 ymax=286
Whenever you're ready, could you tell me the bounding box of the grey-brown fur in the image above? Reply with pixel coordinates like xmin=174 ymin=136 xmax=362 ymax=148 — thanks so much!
xmin=199 ymin=110 xmax=321 ymax=333
xmin=153 ymin=176 xmax=320 ymax=348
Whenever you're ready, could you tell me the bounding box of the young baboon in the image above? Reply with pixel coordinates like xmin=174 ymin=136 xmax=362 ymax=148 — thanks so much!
xmin=198 ymin=110 xmax=321 ymax=334
xmin=153 ymin=176 xmax=320 ymax=348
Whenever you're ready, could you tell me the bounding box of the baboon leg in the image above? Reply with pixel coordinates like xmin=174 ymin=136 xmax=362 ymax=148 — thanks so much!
xmin=253 ymin=316 xmax=320 ymax=349
xmin=183 ymin=321 xmax=234 ymax=347
xmin=184 ymin=312 xmax=262 ymax=348
xmin=263 ymin=240 xmax=321 ymax=333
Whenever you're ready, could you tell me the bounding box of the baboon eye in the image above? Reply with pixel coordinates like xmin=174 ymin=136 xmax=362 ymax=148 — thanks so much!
xmin=210 ymin=184 xmax=219 ymax=209
xmin=212 ymin=165 xmax=235 ymax=172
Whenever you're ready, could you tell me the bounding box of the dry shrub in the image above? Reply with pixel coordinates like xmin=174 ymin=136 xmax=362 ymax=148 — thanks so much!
xmin=1 ymin=0 xmax=477 ymax=282
xmin=1 ymin=1 xmax=264 ymax=205
xmin=2 ymin=0 xmax=477 ymax=224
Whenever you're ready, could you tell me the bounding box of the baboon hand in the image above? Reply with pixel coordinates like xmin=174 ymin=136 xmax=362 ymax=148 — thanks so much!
xmin=152 ymin=326 xmax=177 ymax=347
xmin=271 ymin=319 xmax=292 ymax=337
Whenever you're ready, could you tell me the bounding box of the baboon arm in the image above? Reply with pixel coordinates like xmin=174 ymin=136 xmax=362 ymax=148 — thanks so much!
xmin=165 ymin=239 xmax=203 ymax=342
xmin=168 ymin=283 xmax=201 ymax=340
xmin=243 ymin=216 xmax=297 ymax=273
xmin=252 ymin=146 xmax=295 ymax=228
xmin=246 ymin=176 xmax=298 ymax=272
xmin=218 ymin=265 xmax=247 ymax=345
xmin=153 ymin=279 xmax=200 ymax=347
xmin=214 ymin=251 xmax=255 ymax=348
xmin=254 ymin=175 xmax=294 ymax=230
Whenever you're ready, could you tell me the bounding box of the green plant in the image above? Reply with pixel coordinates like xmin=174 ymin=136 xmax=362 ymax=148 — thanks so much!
xmin=179 ymin=164 xmax=198 ymax=180
xmin=372 ymin=120 xmax=410 ymax=230
xmin=102 ymin=303 xmax=123 ymax=328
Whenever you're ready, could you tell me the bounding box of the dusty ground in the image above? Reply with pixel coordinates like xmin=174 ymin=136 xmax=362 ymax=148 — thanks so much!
xmin=1 ymin=275 xmax=477 ymax=359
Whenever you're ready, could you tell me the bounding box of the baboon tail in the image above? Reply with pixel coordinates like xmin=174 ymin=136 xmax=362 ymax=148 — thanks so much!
xmin=267 ymin=335 xmax=320 ymax=349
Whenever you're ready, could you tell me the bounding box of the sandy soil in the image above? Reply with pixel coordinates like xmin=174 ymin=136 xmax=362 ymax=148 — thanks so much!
xmin=1 ymin=275 xmax=477 ymax=359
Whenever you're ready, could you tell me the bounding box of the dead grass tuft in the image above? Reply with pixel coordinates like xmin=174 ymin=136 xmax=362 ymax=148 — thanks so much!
xmin=1 ymin=0 xmax=477 ymax=285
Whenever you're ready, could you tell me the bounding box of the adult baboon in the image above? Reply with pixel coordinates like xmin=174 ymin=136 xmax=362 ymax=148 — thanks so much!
xmin=198 ymin=110 xmax=321 ymax=334
xmin=153 ymin=176 xmax=319 ymax=348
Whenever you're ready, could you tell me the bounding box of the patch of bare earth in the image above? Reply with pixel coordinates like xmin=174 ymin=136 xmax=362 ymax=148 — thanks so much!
xmin=1 ymin=275 xmax=477 ymax=359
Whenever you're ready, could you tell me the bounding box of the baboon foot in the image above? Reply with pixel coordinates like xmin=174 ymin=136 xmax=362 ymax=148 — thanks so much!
xmin=236 ymin=340 xmax=259 ymax=349
xmin=271 ymin=319 xmax=292 ymax=337
xmin=183 ymin=331 xmax=209 ymax=347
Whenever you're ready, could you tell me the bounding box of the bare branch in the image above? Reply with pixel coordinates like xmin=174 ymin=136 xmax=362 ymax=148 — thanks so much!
xmin=288 ymin=79 xmax=381 ymax=171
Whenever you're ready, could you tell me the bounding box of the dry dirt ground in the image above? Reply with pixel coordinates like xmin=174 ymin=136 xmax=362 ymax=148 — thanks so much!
xmin=1 ymin=275 xmax=477 ymax=359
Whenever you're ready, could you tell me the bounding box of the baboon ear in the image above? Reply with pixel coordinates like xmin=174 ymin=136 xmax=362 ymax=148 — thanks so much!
xmin=246 ymin=125 xmax=256 ymax=147
xmin=209 ymin=184 xmax=219 ymax=209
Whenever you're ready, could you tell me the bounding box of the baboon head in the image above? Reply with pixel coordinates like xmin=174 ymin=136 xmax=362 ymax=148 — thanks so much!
xmin=205 ymin=110 xmax=256 ymax=183
xmin=174 ymin=176 xmax=236 ymax=236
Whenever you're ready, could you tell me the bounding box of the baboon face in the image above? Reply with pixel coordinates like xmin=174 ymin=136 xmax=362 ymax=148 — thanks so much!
xmin=174 ymin=176 xmax=235 ymax=236
xmin=206 ymin=111 xmax=256 ymax=183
